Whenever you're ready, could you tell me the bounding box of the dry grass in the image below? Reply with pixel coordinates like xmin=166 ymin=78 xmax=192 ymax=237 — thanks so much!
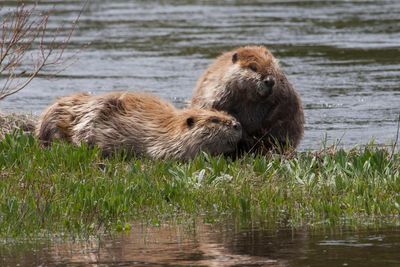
xmin=0 ymin=112 xmax=37 ymax=138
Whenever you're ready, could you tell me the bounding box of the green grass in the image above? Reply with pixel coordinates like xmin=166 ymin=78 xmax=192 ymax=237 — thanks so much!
xmin=0 ymin=132 xmax=399 ymax=238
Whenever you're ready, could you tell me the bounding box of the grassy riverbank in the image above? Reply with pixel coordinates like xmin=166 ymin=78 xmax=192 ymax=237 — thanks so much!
xmin=0 ymin=132 xmax=399 ymax=238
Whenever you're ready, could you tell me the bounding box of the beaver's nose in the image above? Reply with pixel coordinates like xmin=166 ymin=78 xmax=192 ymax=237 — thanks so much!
xmin=232 ymin=121 xmax=242 ymax=131
xmin=264 ymin=76 xmax=275 ymax=89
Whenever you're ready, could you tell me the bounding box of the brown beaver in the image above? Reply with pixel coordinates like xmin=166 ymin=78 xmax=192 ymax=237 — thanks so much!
xmin=36 ymin=91 xmax=242 ymax=160
xmin=191 ymin=45 xmax=304 ymax=154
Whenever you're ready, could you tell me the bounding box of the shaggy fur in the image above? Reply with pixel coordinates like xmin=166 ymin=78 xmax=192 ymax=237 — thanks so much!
xmin=191 ymin=45 xmax=304 ymax=153
xmin=36 ymin=92 xmax=242 ymax=160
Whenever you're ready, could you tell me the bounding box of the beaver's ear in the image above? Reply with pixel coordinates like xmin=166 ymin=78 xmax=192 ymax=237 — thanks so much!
xmin=186 ymin=116 xmax=195 ymax=128
xmin=232 ymin=52 xmax=238 ymax=63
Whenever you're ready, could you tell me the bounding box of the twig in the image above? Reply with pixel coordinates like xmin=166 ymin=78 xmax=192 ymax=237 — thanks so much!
xmin=390 ymin=113 xmax=400 ymax=160
xmin=247 ymin=128 xmax=272 ymax=154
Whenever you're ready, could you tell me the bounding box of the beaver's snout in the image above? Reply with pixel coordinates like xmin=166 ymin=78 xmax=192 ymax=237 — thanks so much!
xmin=232 ymin=121 xmax=242 ymax=131
xmin=264 ymin=76 xmax=275 ymax=89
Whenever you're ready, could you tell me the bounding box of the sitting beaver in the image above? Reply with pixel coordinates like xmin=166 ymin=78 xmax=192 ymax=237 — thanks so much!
xmin=36 ymin=92 xmax=242 ymax=160
xmin=191 ymin=45 xmax=304 ymax=153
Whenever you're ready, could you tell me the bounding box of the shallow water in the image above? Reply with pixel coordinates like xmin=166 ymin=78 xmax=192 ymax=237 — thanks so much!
xmin=1 ymin=0 xmax=399 ymax=149
xmin=1 ymin=222 xmax=400 ymax=266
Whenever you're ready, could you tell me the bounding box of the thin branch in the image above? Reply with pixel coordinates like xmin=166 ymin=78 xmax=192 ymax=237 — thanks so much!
xmin=0 ymin=1 xmax=86 ymax=100
xmin=390 ymin=114 xmax=400 ymax=160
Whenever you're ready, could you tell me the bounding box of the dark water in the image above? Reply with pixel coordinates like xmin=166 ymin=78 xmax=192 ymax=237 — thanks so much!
xmin=1 ymin=222 xmax=400 ymax=266
xmin=1 ymin=0 xmax=400 ymax=149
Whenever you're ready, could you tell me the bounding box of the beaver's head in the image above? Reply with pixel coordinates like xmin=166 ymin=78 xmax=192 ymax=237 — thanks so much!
xmin=180 ymin=109 xmax=242 ymax=156
xmin=225 ymin=45 xmax=281 ymax=102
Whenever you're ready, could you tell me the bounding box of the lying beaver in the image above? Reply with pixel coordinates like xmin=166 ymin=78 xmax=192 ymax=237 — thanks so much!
xmin=36 ymin=91 xmax=242 ymax=160
xmin=191 ymin=45 xmax=304 ymax=153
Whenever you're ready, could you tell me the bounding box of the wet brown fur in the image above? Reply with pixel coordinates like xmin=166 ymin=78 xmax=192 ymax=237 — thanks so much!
xmin=36 ymin=92 xmax=242 ymax=160
xmin=191 ymin=45 xmax=304 ymax=153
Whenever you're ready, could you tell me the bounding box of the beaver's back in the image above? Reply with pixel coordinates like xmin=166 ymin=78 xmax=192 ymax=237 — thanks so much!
xmin=36 ymin=93 xmax=91 ymax=146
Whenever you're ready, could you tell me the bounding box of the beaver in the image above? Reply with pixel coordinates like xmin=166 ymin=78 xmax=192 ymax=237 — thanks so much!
xmin=191 ymin=45 xmax=304 ymax=154
xmin=36 ymin=91 xmax=242 ymax=160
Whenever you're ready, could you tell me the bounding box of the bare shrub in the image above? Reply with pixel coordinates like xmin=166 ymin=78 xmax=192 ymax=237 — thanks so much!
xmin=0 ymin=2 xmax=83 ymax=100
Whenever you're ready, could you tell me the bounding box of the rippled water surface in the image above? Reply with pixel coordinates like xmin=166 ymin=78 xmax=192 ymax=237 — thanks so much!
xmin=1 ymin=0 xmax=399 ymax=149
xmin=2 ymin=222 xmax=400 ymax=266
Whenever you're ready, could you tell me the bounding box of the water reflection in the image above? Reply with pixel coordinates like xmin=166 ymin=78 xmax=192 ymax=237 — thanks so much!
xmin=47 ymin=223 xmax=286 ymax=266
xmin=2 ymin=222 xmax=399 ymax=266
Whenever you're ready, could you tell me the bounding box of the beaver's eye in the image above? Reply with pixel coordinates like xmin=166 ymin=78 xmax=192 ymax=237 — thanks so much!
xmin=211 ymin=117 xmax=220 ymax=123
xmin=249 ymin=63 xmax=257 ymax=72
xmin=186 ymin=117 xmax=195 ymax=127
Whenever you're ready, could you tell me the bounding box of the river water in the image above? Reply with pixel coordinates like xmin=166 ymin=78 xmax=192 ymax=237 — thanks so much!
xmin=1 ymin=1 xmax=400 ymax=266
xmin=1 ymin=0 xmax=400 ymax=150
xmin=1 ymin=222 xmax=400 ymax=266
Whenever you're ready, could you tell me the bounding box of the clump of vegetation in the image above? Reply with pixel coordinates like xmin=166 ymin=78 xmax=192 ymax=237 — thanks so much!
xmin=0 ymin=133 xmax=398 ymax=238
xmin=0 ymin=113 xmax=37 ymax=139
